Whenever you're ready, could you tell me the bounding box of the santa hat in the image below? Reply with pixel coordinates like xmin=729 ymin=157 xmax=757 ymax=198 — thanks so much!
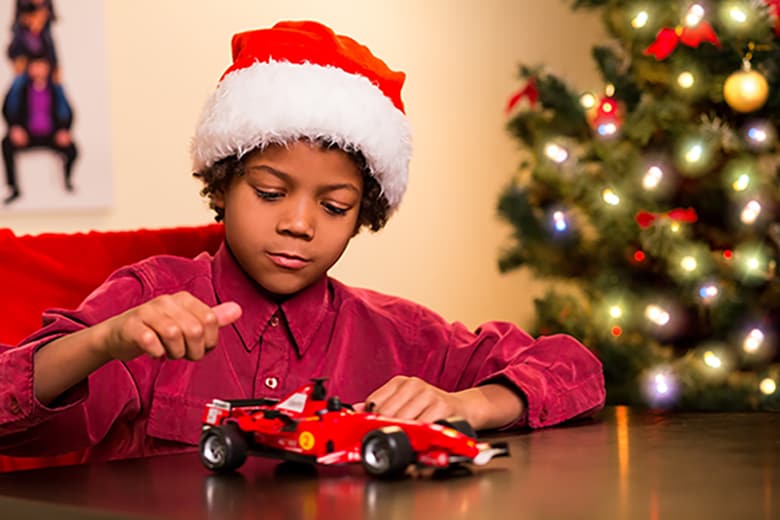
xmin=191 ymin=20 xmax=411 ymax=212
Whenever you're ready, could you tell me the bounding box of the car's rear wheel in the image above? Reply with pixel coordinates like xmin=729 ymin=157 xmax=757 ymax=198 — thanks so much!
xmin=199 ymin=424 xmax=248 ymax=472
xmin=361 ymin=428 xmax=414 ymax=478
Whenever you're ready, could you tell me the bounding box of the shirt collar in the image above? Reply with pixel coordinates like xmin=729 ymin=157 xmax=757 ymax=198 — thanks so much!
xmin=212 ymin=241 xmax=332 ymax=356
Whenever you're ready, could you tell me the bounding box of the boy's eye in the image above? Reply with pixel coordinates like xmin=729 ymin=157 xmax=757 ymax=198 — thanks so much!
xmin=322 ymin=202 xmax=349 ymax=216
xmin=255 ymin=189 xmax=283 ymax=201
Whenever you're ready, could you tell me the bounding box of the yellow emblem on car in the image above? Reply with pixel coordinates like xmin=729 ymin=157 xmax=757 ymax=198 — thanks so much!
xmin=299 ymin=431 xmax=315 ymax=450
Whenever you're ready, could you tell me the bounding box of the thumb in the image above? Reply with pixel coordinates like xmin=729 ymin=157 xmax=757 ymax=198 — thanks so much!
xmin=212 ymin=302 xmax=242 ymax=327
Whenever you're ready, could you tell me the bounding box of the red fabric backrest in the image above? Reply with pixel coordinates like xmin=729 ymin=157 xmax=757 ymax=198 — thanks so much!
xmin=0 ymin=224 xmax=224 ymax=472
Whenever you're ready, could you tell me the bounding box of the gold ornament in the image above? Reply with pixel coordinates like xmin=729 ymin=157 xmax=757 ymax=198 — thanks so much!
xmin=723 ymin=60 xmax=769 ymax=113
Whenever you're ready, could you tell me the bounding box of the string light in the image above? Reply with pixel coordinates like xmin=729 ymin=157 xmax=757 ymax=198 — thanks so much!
xmin=743 ymin=329 xmax=765 ymax=353
xmin=645 ymin=304 xmax=671 ymax=326
xmin=643 ymin=166 xmax=664 ymax=190
xmin=602 ymin=188 xmax=620 ymax=206
xmin=760 ymin=378 xmax=777 ymax=395
xmin=740 ymin=200 xmax=762 ymax=224
xmin=670 ymin=222 xmax=681 ymax=233
xmin=728 ymin=6 xmax=747 ymax=24
xmin=680 ymin=255 xmax=698 ymax=272
xmin=643 ymin=368 xmax=679 ymax=407
xmin=631 ymin=10 xmax=649 ymax=29
xmin=544 ymin=143 xmax=569 ymax=163
xmin=611 ymin=326 xmax=623 ymax=337
xmin=703 ymin=350 xmax=722 ymax=368
xmin=605 ymin=84 xmax=616 ymax=97
xmin=747 ymin=126 xmax=767 ymax=143
xmin=609 ymin=306 xmax=623 ymax=319
xmin=732 ymin=174 xmax=750 ymax=192
xmin=552 ymin=211 xmax=568 ymax=232
xmin=685 ymin=4 xmax=705 ymax=27
xmin=634 ymin=250 xmax=646 ymax=262
xmin=677 ymin=72 xmax=695 ymax=89
xmin=698 ymin=283 xmax=719 ymax=302
xmin=598 ymin=122 xmax=618 ymax=136
xmin=580 ymin=92 xmax=597 ymax=109
xmin=685 ymin=143 xmax=704 ymax=163
xmin=723 ymin=249 xmax=733 ymax=260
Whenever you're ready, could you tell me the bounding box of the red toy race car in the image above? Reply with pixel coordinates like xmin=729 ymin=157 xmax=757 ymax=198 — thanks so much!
xmin=199 ymin=379 xmax=509 ymax=478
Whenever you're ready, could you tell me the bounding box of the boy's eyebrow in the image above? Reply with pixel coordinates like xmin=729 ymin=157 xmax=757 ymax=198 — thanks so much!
xmin=247 ymin=164 xmax=361 ymax=195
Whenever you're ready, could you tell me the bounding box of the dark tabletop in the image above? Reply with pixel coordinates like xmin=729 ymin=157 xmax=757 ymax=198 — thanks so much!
xmin=1 ymin=406 xmax=778 ymax=520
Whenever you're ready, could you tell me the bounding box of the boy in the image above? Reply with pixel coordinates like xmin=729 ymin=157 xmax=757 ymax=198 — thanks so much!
xmin=0 ymin=21 xmax=604 ymax=463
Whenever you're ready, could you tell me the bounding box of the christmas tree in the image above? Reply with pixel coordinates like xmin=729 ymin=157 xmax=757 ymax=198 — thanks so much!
xmin=500 ymin=0 xmax=780 ymax=411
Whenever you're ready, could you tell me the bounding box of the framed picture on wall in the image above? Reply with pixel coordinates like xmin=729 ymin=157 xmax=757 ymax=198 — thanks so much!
xmin=0 ymin=0 xmax=111 ymax=213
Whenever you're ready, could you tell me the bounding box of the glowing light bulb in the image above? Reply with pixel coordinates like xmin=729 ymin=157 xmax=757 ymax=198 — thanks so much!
xmin=680 ymin=256 xmax=698 ymax=272
xmin=631 ymin=11 xmax=649 ymax=29
xmin=747 ymin=256 xmax=761 ymax=271
xmin=685 ymin=4 xmax=705 ymax=26
xmin=645 ymin=305 xmax=670 ymax=326
xmin=703 ymin=350 xmax=722 ymax=368
xmin=743 ymin=329 xmax=765 ymax=353
xmin=747 ymin=127 xmax=767 ymax=143
xmin=670 ymin=222 xmax=681 ymax=233
xmin=655 ymin=373 xmax=669 ymax=395
xmin=609 ymin=306 xmax=623 ymax=319
xmin=685 ymin=143 xmax=703 ymax=163
xmin=677 ymin=72 xmax=695 ymax=89
xmin=552 ymin=211 xmax=568 ymax=232
xmin=732 ymin=174 xmax=750 ymax=192
xmin=740 ymin=200 xmax=762 ymax=224
xmin=602 ymin=188 xmax=620 ymax=206
xmin=760 ymin=378 xmax=777 ymax=395
xmin=642 ymin=166 xmax=663 ymax=190
xmin=699 ymin=284 xmax=718 ymax=301
xmin=598 ymin=122 xmax=618 ymax=136
xmin=544 ymin=143 xmax=569 ymax=163
xmin=729 ymin=6 xmax=747 ymax=23
xmin=605 ymin=84 xmax=616 ymax=97
xmin=580 ymin=93 xmax=597 ymax=109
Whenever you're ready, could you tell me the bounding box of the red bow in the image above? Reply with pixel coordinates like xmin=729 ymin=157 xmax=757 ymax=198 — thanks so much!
xmin=644 ymin=23 xmax=721 ymax=61
xmin=635 ymin=207 xmax=698 ymax=229
xmin=765 ymin=0 xmax=780 ymax=36
xmin=505 ymin=78 xmax=539 ymax=114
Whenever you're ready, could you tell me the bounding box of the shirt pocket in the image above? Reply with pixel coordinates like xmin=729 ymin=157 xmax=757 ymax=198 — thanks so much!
xmin=145 ymin=358 xmax=243 ymax=446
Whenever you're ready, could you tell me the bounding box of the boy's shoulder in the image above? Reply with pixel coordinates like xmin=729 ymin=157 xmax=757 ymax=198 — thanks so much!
xmin=114 ymin=252 xmax=214 ymax=293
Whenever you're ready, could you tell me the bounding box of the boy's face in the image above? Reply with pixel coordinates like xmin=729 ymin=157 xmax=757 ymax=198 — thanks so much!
xmin=216 ymin=141 xmax=363 ymax=296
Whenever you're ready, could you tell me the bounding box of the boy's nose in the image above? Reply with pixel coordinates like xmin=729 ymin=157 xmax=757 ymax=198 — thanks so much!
xmin=277 ymin=200 xmax=315 ymax=240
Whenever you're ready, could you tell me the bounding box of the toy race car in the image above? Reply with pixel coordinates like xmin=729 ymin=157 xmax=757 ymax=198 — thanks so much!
xmin=199 ymin=379 xmax=509 ymax=478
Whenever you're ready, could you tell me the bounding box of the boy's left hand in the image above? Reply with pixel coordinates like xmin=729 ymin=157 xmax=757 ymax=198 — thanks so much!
xmin=358 ymin=376 xmax=467 ymax=424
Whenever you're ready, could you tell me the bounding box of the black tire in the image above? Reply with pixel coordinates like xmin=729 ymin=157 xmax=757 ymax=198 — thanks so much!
xmin=435 ymin=417 xmax=477 ymax=439
xmin=361 ymin=427 xmax=414 ymax=478
xmin=199 ymin=424 xmax=248 ymax=472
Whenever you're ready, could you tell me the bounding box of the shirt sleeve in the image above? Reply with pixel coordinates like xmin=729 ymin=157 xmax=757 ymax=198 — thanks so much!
xmin=0 ymin=269 xmax=147 ymax=457
xmin=416 ymin=315 xmax=606 ymax=429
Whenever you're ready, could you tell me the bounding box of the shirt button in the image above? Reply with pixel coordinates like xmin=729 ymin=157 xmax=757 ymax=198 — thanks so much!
xmin=265 ymin=376 xmax=279 ymax=389
xmin=269 ymin=314 xmax=280 ymax=327
xmin=9 ymin=395 xmax=21 ymax=415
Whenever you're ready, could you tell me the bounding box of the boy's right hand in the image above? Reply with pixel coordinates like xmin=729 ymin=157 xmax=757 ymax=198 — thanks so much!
xmin=101 ymin=292 xmax=242 ymax=362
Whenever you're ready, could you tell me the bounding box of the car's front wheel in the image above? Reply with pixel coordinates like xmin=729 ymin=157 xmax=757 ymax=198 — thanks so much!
xmin=361 ymin=427 xmax=414 ymax=478
xmin=199 ymin=424 xmax=248 ymax=472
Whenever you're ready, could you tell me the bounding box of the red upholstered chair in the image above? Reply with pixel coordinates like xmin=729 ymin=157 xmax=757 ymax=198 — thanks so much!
xmin=0 ymin=224 xmax=224 ymax=472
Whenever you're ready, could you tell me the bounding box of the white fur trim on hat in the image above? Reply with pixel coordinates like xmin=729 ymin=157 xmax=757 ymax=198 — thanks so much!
xmin=191 ymin=60 xmax=411 ymax=211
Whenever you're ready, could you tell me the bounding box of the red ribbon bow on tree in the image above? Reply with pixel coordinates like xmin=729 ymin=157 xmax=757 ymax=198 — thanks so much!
xmin=635 ymin=207 xmax=698 ymax=229
xmin=765 ymin=0 xmax=780 ymax=36
xmin=644 ymin=23 xmax=721 ymax=61
xmin=505 ymin=78 xmax=539 ymax=114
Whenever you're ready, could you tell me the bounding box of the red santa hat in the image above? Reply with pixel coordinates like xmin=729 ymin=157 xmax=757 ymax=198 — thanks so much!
xmin=191 ymin=20 xmax=411 ymax=212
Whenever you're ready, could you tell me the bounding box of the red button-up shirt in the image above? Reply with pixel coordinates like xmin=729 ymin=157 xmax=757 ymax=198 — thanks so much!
xmin=0 ymin=243 xmax=605 ymax=462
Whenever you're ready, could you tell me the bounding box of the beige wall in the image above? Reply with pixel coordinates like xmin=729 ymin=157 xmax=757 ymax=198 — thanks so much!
xmin=3 ymin=0 xmax=604 ymax=330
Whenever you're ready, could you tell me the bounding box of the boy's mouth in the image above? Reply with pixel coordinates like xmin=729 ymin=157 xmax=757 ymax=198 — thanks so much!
xmin=266 ymin=252 xmax=311 ymax=270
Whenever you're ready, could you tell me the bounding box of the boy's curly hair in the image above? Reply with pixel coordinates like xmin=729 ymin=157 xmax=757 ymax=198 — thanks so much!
xmin=193 ymin=141 xmax=390 ymax=232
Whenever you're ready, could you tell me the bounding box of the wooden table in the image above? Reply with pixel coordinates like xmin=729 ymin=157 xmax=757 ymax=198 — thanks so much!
xmin=0 ymin=406 xmax=778 ymax=519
